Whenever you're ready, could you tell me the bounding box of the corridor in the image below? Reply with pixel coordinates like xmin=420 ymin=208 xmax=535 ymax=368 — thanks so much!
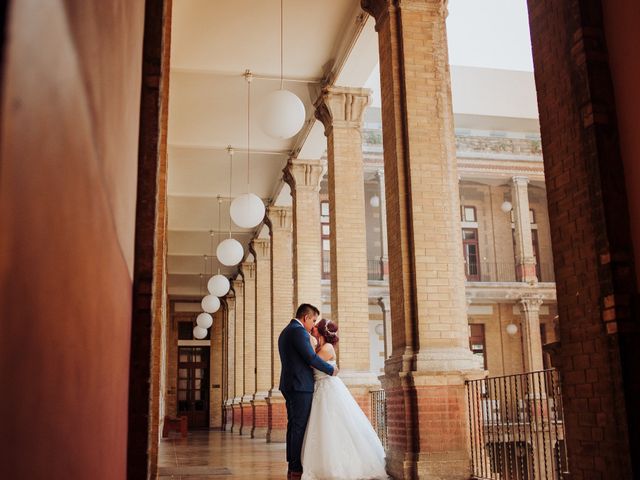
xmin=158 ymin=431 xmax=287 ymax=480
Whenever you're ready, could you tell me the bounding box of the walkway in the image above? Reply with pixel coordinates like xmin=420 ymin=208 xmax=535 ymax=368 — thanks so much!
xmin=158 ymin=430 xmax=288 ymax=479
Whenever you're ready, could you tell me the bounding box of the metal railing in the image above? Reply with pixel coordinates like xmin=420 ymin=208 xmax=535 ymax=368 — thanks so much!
xmin=466 ymin=262 xmax=556 ymax=283
xmin=370 ymin=389 xmax=387 ymax=449
xmin=466 ymin=370 xmax=569 ymax=480
xmin=322 ymin=258 xmax=386 ymax=281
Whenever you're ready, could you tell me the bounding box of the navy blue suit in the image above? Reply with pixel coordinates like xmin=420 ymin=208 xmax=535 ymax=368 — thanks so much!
xmin=278 ymin=319 xmax=335 ymax=473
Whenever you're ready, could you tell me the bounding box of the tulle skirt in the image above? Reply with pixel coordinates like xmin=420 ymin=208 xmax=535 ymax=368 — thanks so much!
xmin=300 ymin=376 xmax=388 ymax=480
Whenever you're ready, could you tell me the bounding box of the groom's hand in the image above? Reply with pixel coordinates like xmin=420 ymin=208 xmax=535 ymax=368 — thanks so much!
xmin=332 ymin=366 xmax=339 ymax=376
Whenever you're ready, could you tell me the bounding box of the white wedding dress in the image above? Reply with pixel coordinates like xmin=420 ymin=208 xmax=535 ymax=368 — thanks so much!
xmin=301 ymin=361 xmax=388 ymax=480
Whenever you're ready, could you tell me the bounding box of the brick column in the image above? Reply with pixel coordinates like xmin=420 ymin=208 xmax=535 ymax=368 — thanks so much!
xmin=511 ymin=176 xmax=537 ymax=282
xmin=210 ymin=310 xmax=223 ymax=429
xmin=239 ymin=261 xmax=256 ymax=435
xmin=283 ymin=158 xmax=325 ymax=309
xmin=231 ymin=278 xmax=244 ymax=433
xmin=250 ymin=239 xmax=271 ymax=439
xmin=376 ymin=169 xmax=389 ymax=280
xmin=266 ymin=206 xmax=293 ymax=443
xmin=315 ymin=86 xmax=379 ymax=407
xmin=224 ymin=295 xmax=235 ymax=431
xmin=361 ymin=1 xmax=483 ymax=478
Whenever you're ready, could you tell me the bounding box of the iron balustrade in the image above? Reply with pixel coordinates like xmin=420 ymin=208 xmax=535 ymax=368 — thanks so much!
xmin=370 ymin=389 xmax=387 ymax=449
xmin=466 ymin=370 xmax=569 ymax=480
xmin=465 ymin=262 xmax=556 ymax=283
xmin=322 ymin=258 xmax=386 ymax=281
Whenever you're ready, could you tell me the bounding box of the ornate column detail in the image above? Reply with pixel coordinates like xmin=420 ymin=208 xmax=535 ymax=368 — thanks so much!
xmin=231 ymin=279 xmax=244 ymax=433
xmin=250 ymin=238 xmax=271 ymax=439
xmin=378 ymin=296 xmax=392 ymax=360
xmin=376 ymin=169 xmax=389 ymax=280
xmin=239 ymin=260 xmax=256 ymax=435
xmin=314 ymin=86 xmax=378 ymax=407
xmin=361 ymin=1 xmax=483 ymax=478
xmin=518 ymin=295 xmax=545 ymax=372
xmin=265 ymin=206 xmax=293 ymax=443
xmin=511 ymin=176 xmax=538 ymax=283
xmin=224 ymin=295 xmax=236 ymax=431
xmin=283 ymin=158 xmax=326 ymax=309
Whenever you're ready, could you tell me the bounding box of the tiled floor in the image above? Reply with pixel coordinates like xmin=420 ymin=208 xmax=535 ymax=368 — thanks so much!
xmin=158 ymin=430 xmax=288 ymax=479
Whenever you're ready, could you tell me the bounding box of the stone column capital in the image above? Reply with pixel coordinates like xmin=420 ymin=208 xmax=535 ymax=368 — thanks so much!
xmin=519 ymin=295 xmax=544 ymax=313
xmin=225 ymin=295 xmax=236 ymax=308
xmin=265 ymin=205 xmax=292 ymax=232
xmin=512 ymin=175 xmax=530 ymax=186
xmin=250 ymin=238 xmax=271 ymax=260
xmin=314 ymin=86 xmax=371 ymax=136
xmin=283 ymin=157 xmax=326 ymax=191
xmin=362 ymin=0 xmax=448 ymax=30
xmin=231 ymin=278 xmax=244 ymax=294
xmin=239 ymin=261 xmax=255 ymax=280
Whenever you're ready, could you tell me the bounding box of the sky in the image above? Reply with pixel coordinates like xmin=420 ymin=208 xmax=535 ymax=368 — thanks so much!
xmin=365 ymin=0 xmax=534 ymax=108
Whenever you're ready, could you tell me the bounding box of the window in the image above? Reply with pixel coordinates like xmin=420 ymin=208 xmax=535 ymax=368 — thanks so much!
xmin=320 ymin=200 xmax=330 ymax=279
xmin=462 ymin=228 xmax=481 ymax=281
xmin=178 ymin=320 xmax=210 ymax=340
xmin=462 ymin=205 xmax=477 ymax=222
xmin=469 ymin=324 xmax=487 ymax=369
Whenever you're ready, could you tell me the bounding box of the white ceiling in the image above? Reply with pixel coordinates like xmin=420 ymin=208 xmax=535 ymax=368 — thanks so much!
xmin=167 ymin=0 xmax=377 ymax=296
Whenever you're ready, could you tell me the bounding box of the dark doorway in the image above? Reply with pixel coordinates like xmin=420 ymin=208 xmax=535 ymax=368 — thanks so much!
xmin=177 ymin=347 xmax=210 ymax=428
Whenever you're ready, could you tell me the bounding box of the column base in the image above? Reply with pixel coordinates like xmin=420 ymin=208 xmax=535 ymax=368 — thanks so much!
xmin=251 ymin=394 xmax=269 ymax=439
xmin=231 ymin=399 xmax=242 ymax=433
xmin=266 ymin=390 xmax=286 ymax=443
xmin=381 ymin=351 xmax=485 ymax=480
xmin=240 ymin=397 xmax=253 ymax=436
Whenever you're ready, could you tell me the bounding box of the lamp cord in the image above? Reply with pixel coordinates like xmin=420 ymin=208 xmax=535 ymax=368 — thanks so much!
xmin=280 ymin=0 xmax=284 ymax=90
xmin=247 ymin=76 xmax=251 ymax=193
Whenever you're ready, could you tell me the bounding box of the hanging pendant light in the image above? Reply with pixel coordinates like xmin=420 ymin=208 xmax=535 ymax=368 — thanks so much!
xmin=196 ymin=312 xmax=213 ymax=329
xmin=201 ymin=295 xmax=220 ymax=314
xmin=260 ymin=0 xmax=305 ymax=139
xmin=218 ymin=146 xmax=245 ymax=266
xmin=208 ymin=200 xmax=231 ymax=296
xmin=193 ymin=325 xmax=208 ymax=339
xmin=230 ymin=71 xmax=265 ymax=229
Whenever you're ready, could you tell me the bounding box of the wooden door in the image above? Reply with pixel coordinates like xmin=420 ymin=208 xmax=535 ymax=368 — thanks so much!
xmin=177 ymin=346 xmax=210 ymax=428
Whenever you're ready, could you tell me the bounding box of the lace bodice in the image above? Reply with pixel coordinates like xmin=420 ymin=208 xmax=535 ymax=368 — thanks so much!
xmin=313 ymin=360 xmax=336 ymax=381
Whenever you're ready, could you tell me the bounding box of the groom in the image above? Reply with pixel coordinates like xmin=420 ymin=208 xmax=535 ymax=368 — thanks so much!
xmin=278 ymin=303 xmax=337 ymax=479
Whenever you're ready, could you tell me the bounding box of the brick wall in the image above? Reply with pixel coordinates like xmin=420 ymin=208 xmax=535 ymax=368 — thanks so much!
xmin=528 ymin=0 xmax=640 ymax=476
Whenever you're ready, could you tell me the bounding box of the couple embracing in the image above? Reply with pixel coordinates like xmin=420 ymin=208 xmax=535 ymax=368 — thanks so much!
xmin=278 ymin=303 xmax=388 ymax=480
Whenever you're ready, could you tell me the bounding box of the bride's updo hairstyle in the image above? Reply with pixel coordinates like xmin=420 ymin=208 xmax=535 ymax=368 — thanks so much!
xmin=316 ymin=319 xmax=339 ymax=345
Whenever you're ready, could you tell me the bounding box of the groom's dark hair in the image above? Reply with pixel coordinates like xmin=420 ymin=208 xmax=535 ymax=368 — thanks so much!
xmin=295 ymin=303 xmax=319 ymax=319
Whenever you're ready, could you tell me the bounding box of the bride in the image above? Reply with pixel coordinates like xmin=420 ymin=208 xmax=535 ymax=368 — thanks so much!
xmin=301 ymin=319 xmax=388 ymax=480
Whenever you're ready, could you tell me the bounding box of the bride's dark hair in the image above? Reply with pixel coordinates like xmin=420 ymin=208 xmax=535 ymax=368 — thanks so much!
xmin=316 ymin=319 xmax=339 ymax=345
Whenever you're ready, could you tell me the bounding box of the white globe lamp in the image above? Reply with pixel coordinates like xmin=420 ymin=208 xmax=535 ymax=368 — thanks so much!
xmin=370 ymin=195 xmax=380 ymax=208
xmin=208 ymin=274 xmax=230 ymax=297
xmin=500 ymin=201 xmax=513 ymax=213
xmin=230 ymin=193 xmax=265 ymax=229
xmin=506 ymin=323 xmax=518 ymax=336
xmin=260 ymin=89 xmax=306 ymax=139
xmin=217 ymin=238 xmax=244 ymax=266
xmin=193 ymin=325 xmax=208 ymax=339
xmin=201 ymin=295 xmax=220 ymax=314
xmin=196 ymin=312 xmax=213 ymax=329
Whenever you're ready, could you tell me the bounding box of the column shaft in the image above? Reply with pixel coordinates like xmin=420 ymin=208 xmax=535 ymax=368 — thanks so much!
xmin=224 ymin=296 xmax=236 ymax=431
xmin=315 ymin=86 xmax=372 ymax=379
xmin=251 ymin=239 xmax=271 ymax=439
xmin=266 ymin=206 xmax=293 ymax=443
xmin=362 ymin=1 xmax=482 ymax=478
xmin=240 ymin=261 xmax=256 ymax=435
xmin=283 ymin=158 xmax=325 ymax=309
xmin=518 ymin=295 xmax=545 ymax=372
xmin=231 ymin=279 xmax=244 ymax=433
xmin=511 ymin=176 xmax=537 ymax=282
xmin=377 ymin=169 xmax=389 ymax=280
